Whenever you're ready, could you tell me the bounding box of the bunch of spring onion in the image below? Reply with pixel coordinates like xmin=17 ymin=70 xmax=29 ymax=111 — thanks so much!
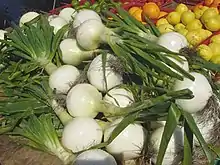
xmin=0 ymin=4 xmax=220 ymax=165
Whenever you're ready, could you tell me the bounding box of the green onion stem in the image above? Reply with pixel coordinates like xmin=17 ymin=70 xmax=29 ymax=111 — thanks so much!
xmin=51 ymin=100 xmax=73 ymax=125
xmin=45 ymin=62 xmax=58 ymax=75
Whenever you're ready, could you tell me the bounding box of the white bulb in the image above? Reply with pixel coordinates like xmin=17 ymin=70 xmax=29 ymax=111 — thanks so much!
xmin=66 ymin=83 xmax=102 ymax=118
xmin=104 ymin=119 xmax=145 ymax=160
xmin=49 ymin=65 xmax=80 ymax=94
xmin=73 ymin=9 xmax=102 ymax=29
xmin=49 ymin=16 xmax=68 ymax=34
xmin=74 ymin=149 xmax=117 ymax=165
xmin=87 ymin=54 xmax=123 ymax=92
xmin=19 ymin=12 xmax=39 ymax=27
xmin=173 ymin=72 xmax=213 ymax=113
xmin=157 ymin=32 xmax=188 ymax=53
xmin=62 ymin=117 xmax=103 ymax=153
xmin=59 ymin=7 xmax=77 ymax=23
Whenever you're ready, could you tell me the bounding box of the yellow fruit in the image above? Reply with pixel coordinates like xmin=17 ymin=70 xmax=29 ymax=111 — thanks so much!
xmin=181 ymin=11 xmax=196 ymax=25
xmin=193 ymin=5 xmax=209 ymax=19
xmin=167 ymin=11 xmax=181 ymax=25
xmin=201 ymin=8 xmax=219 ymax=24
xmin=186 ymin=30 xmax=203 ymax=46
xmin=215 ymin=15 xmax=220 ymax=22
xmin=186 ymin=19 xmax=203 ymax=31
xmin=175 ymin=23 xmax=185 ymax=31
xmin=210 ymin=34 xmax=220 ymax=43
xmin=204 ymin=17 xmax=220 ymax=31
xmin=157 ymin=23 xmax=174 ymax=34
xmin=177 ymin=28 xmax=188 ymax=36
xmin=209 ymin=42 xmax=220 ymax=58
xmin=197 ymin=29 xmax=209 ymax=40
xmin=210 ymin=55 xmax=220 ymax=64
xmin=175 ymin=3 xmax=188 ymax=14
xmin=197 ymin=44 xmax=213 ymax=61
xmin=156 ymin=18 xmax=169 ymax=26
xmin=128 ymin=7 xmax=141 ymax=15
xmin=204 ymin=30 xmax=213 ymax=38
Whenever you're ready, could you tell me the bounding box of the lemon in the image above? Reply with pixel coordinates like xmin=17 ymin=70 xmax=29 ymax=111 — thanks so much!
xmin=194 ymin=5 xmax=209 ymax=19
xmin=216 ymin=15 xmax=220 ymax=22
xmin=177 ymin=28 xmax=188 ymax=36
xmin=209 ymin=42 xmax=220 ymax=58
xmin=204 ymin=17 xmax=220 ymax=31
xmin=181 ymin=11 xmax=196 ymax=25
xmin=175 ymin=3 xmax=188 ymax=14
xmin=174 ymin=23 xmax=185 ymax=31
xmin=204 ymin=30 xmax=212 ymax=38
xmin=167 ymin=12 xmax=181 ymax=25
xmin=186 ymin=19 xmax=203 ymax=31
xmin=197 ymin=44 xmax=213 ymax=61
xmin=157 ymin=23 xmax=174 ymax=34
xmin=210 ymin=34 xmax=220 ymax=43
xmin=197 ymin=29 xmax=209 ymax=41
xmin=156 ymin=18 xmax=169 ymax=26
xmin=210 ymin=55 xmax=220 ymax=64
xmin=201 ymin=8 xmax=219 ymax=24
xmin=186 ymin=30 xmax=203 ymax=46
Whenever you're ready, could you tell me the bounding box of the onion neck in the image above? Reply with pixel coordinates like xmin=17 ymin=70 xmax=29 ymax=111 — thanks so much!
xmin=44 ymin=62 xmax=58 ymax=75
xmin=101 ymin=27 xmax=123 ymax=45
xmin=53 ymin=145 xmax=75 ymax=165
xmin=51 ymin=100 xmax=73 ymax=125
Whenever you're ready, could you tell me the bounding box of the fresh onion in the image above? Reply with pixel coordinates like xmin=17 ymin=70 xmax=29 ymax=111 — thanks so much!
xmin=150 ymin=126 xmax=184 ymax=165
xmin=66 ymin=83 xmax=102 ymax=118
xmin=157 ymin=32 xmax=188 ymax=53
xmin=104 ymin=118 xmax=145 ymax=160
xmin=87 ymin=53 xmax=123 ymax=92
xmin=173 ymin=72 xmax=213 ymax=113
xmin=59 ymin=7 xmax=77 ymax=23
xmin=49 ymin=16 xmax=68 ymax=34
xmin=49 ymin=65 xmax=80 ymax=94
xmin=74 ymin=149 xmax=117 ymax=165
xmin=62 ymin=117 xmax=103 ymax=153
xmin=59 ymin=38 xmax=100 ymax=66
xmin=73 ymin=9 xmax=102 ymax=29
xmin=19 ymin=12 xmax=40 ymax=27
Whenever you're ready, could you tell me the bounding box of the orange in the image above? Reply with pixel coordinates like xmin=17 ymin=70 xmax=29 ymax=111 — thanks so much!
xmin=132 ymin=9 xmax=143 ymax=22
xmin=128 ymin=7 xmax=141 ymax=15
xmin=210 ymin=0 xmax=220 ymax=8
xmin=204 ymin=0 xmax=214 ymax=6
xmin=158 ymin=11 xmax=168 ymax=18
xmin=142 ymin=2 xmax=160 ymax=19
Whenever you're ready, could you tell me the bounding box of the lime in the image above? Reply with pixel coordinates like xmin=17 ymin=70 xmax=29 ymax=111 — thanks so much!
xmin=167 ymin=12 xmax=181 ymax=25
xmin=186 ymin=19 xmax=203 ymax=31
xmin=210 ymin=34 xmax=220 ymax=43
xmin=157 ymin=23 xmax=174 ymax=34
xmin=197 ymin=44 xmax=213 ymax=61
xmin=156 ymin=18 xmax=169 ymax=26
xmin=181 ymin=11 xmax=196 ymax=25
xmin=175 ymin=3 xmax=188 ymax=14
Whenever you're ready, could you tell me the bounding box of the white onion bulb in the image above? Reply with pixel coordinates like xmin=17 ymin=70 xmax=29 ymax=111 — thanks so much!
xmin=157 ymin=32 xmax=188 ymax=53
xmin=49 ymin=16 xmax=68 ymax=34
xmin=74 ymin=149 xmax=117 ymax=165
xmin=173 ymin=72 xmax=213 ymax=113
xmin=87 ymin=54 xmax=123 ymax=92
xmin=103 ymin=87 xmax=134 ymax=108
xmin=59 ymin=7 xmax=77 ymax=23
xmin=60 ymin=38 xmax=89 ymax=66
xmin=73 ymin=9 xmax=102 ymax=29
xmin=19 ymin=12 xmax=39 ymax=27
xmin=49 ymin=65 xmax=80 ymax=94
xmin=66 ymin=83 xmax=102 ymax=118
xmin=150 ymin=126 xmax=184 ymax=165
xmin=104 ymin=119 xmax=145 ymax=160
xmin=62 ymin=117 xmax=103 ymax=153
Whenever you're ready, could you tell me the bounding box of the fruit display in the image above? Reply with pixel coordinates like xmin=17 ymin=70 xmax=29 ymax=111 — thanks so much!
xmin=0 ymin=0 xmax=220 ymax=165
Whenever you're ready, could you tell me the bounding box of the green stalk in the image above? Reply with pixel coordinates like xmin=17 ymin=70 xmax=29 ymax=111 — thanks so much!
xmin=98 ymin=89 xmax=193 ymax=116
xmin=13 ymin=114 xmax=75 ymax=165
